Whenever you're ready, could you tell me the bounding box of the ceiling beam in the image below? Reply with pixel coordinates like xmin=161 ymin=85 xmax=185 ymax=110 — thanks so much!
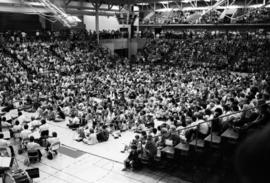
xmin=65 ymin=0 xmax=72 ymax=6
xmin=0 ymin=4 xmax=51 ymax=13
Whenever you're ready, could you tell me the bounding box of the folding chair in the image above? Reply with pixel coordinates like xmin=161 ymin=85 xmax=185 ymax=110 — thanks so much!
xmin=25 ymin=150 xmax=40 ymax=166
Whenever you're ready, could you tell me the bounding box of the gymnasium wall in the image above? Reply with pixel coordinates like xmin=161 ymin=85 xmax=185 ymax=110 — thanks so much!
xmin=83 ymin=15 xmax=121 ymax=31
xmin=100 ymin=38 xmax=147 ymax=57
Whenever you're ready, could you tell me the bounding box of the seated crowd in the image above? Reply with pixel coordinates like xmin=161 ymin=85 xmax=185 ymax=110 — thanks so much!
xmin=0 ymin=29 xmax=269 ymax=171
xmin=143 ymin=11 xmax=189 ymax=25
xmin=141 ymin=7 xmax=270 ymax=25
xmin=200 ymin=10 xmax=222 ymax=24
xmin=142 ymin=30 xmax=270 ymax=73
xmin=236 ymin=7 xmax=270 ymax=24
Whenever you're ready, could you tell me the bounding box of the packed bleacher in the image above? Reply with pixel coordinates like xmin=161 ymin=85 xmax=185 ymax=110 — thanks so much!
xmin=0 ymin=29 xmax=269 ymax=182
xmin=141 ymin=30 xmax=270 ymax=73
xmin=143 ymin=11 xmax=189 ymax=24
xmin=200 ymin=10 xmax=222 ymax=24
xmin=141 ymin=7 xmax=270 ymax=25
xmin=235 ymin=7 xmax=270 ymax=24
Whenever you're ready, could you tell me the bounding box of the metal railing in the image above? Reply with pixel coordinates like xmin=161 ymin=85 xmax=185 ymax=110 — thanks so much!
xmin=176 ymin=101 xmax=270 ymax=147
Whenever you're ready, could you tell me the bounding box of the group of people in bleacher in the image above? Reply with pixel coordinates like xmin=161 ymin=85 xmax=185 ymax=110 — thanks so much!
xmin=236 ymin=7 xmax=270 ymax=24
xmin=142 ymin=7 xmax=270 ymax=25
xmin=142 ymin=30 xmax=270 ymax=73
xmin=0 ymin=29 xmax=269 ymax=177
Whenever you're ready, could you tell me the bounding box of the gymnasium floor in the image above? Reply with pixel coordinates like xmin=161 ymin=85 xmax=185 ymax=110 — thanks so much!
xmin=1 ymin=109 xmax=191 ymax=183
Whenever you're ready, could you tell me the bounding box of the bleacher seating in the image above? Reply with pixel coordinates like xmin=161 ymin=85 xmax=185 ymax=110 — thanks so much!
xmin=141 ymin=7 xmax=270 ymax=25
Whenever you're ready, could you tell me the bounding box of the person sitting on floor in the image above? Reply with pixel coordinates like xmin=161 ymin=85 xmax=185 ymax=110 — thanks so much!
xmin=168 ymin=125 xmax=180 ymax=146
xmin=120 ymin=121 xmax=128 ymax=132
xmin=97 ymin=125 xmax=109 ymax=142
xmin=75 ymin=126 xmax=90 ymax=142
xmin=29 ymin=116 xmax=41 ymax=131
xmin=145 ymin=115 xmax=155 ymax=128
xmin=140 ymin=131 xmax=148 ymax=145
xmin=83 ymin=128 xmax=98 ymax=145
xmin=55 ymin=106 xmax=65 ymax=121
xmin=10 ymin=120 xmax=22 ymax=138
xmin=67 ymin=114 xmax=80 ymax=129
xmin=122 ymin=144 xmax=141 ymax=171
xmin=27 ymin=136 xmax=42 ymax=161
xmin=121 ymin=135 xmax=140 ymax=153
xmin=150 ymin=128 xmax=159 ymax=143
xmin=20 ymin=124 xmax=31 ymax=141
xmin=39 ymin=119 xmax=49 ymax=138
xmin=134 ymin=121 xmax=146 ymax=133
xmin=16 ymin=111 xmax=27 ymax=124
xmin=110 ymin=123 xmax=121 ymax=139
xmin=1 ymin=117 xmax=12 ymax=128
xmin=157 ymin=128 xmax=171 ymax=148
xmin=18 ymin=124 xmax=32 ymax=153
xmin=46 ymin=132 xmax=60 ymax=153
xmin=46 ymin=107 xmax=56 ymax=121
xmin=141 ymin=135 xmax=157 ymax=162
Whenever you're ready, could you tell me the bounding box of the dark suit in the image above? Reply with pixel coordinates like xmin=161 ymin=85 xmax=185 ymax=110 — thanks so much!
xmin=124 ymin=150 xmax=141 ymax=169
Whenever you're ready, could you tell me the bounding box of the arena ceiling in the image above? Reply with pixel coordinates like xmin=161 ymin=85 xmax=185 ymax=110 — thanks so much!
xmin=0 ymin=0 xmax=266 ymax=16
xmin=70 ymin=0 xmax=218 ymax=6
xmin=70 ymin=0 xmax=191 ymax=5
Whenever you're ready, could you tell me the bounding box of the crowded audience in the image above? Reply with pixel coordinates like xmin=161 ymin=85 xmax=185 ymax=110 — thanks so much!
xmin=200 ymin=10 xmax=222 ymax=24
xmin=236 ymin=7 xmax=270 ymax=24
xmin=0 ymin=28 xmax=269 ymax=172
xmin=142 ymin=30 xmax=270 ymax=73
xmin=141 ymin=7 xmax=270 ymax=25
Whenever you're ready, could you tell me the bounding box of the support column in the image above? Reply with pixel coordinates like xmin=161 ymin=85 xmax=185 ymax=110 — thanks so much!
xmin=127 ymin=4 xmax=132 ymax=58
xmin=127 ymin=8 xmax=132 ymax=40
xmin=137 ymin=12 xmax=140 ymax=37
xmin=95 ymin=3 xmax=100 ymax=44
xmin=154 ymin=2 xmax=156 ymax=23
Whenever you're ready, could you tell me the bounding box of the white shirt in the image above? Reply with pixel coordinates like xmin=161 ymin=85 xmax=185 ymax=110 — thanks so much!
xmin=0 ymin=139 xmax=10 ymax=147
xmin=47 ymin=137 xmax=60 ymax=145
xmin=12 ymin=125 xmax=22 ymax=132
xmin=16 ymin=115 xmax=27 ymax=125
xmin=72 ymin=117 xmax=80 ymax=125
xmin=30 ymin=120 xmax=41 ymax=128
xmin=191 ymin=119 xmax=209 ymax=135
xmin=83 ymin=133 xmax=98 ymax=145
xmin=20 ymin=129 xmax=31 ymax=139
xmin=1 ymin=121 xmax=11 ymax=127
xmin=39 ymin=124 xmax=49 ymax=132
xmin=27 ymin=142 xmax=40 ymax=151
xmin=63 ymin=106 xmax=71 ymax=115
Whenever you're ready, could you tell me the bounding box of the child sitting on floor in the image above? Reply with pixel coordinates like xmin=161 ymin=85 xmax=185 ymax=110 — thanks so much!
xmin=83 ymin=128 xmax=98 ymax=145
xmin=75 ymin=126 xmax=90 ymax=142
xmin=29 ymin=116 xmax=41 ymax=131
xmin=109 ymin=122 xmax=121 ymax=139
xmin=120 ymin=121 xmax=128 ymax=132
xmin=121 ymin=135 xmax=140 ymax=153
